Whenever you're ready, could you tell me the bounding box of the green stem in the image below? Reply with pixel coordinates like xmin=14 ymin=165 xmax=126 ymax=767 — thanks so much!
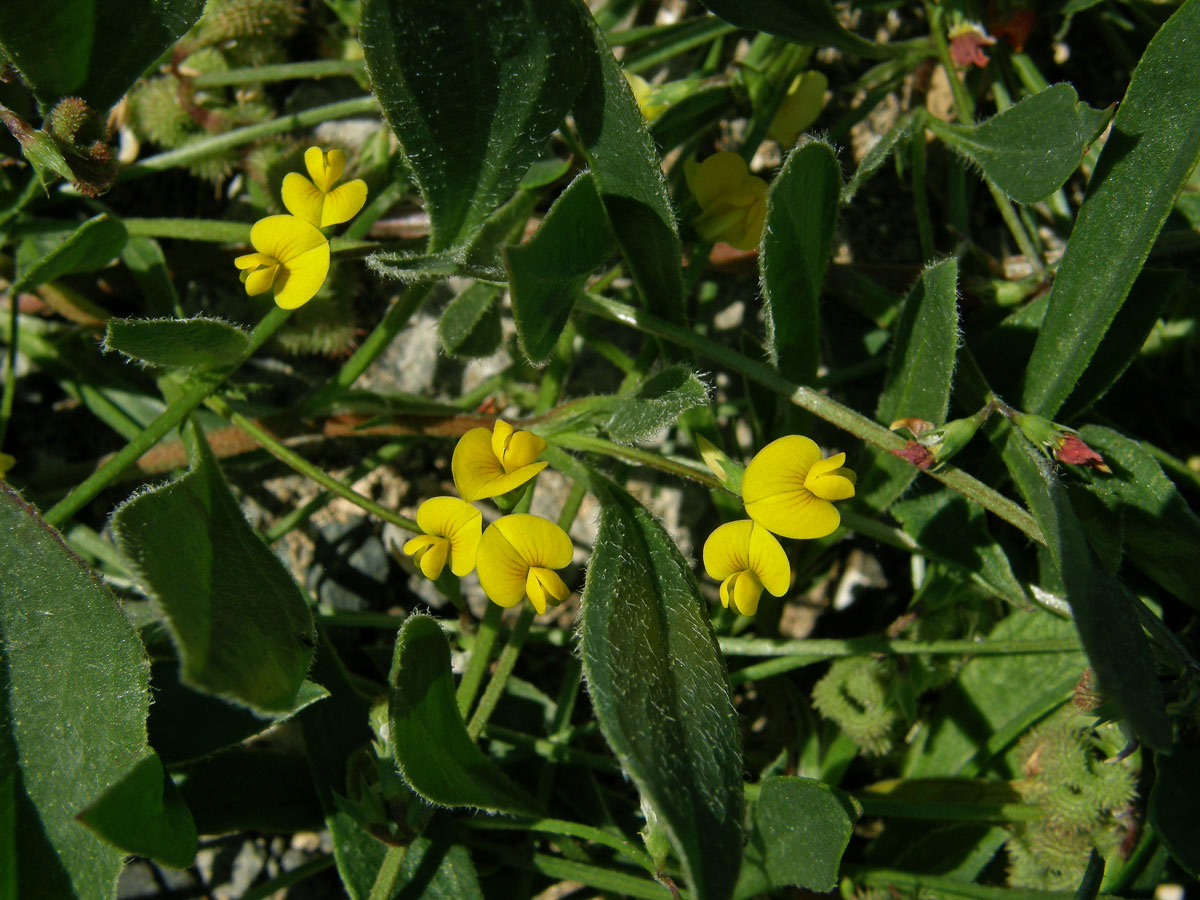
xmin=551 ymin=432 xmax=723 ymax=489
xmin=456 ymin=601 xmax=502 ymax=720
xmin=190 ymin=58 xmax=366 ymax=88
xmin=484 ymin=724 xmax=620 ymax=773
xmin=470 ymin=817 xmax=655 ymax=875
xmin=122 ymin=217 xmax=373 ymax=253
xmin=302 ymin=282 xmax=436 ymax=415
xmin=925 ymin=1 xmax=975 ymax=123
xmin=204 ymin=396 xmax=418 ymax=532
xmin=910 ymin=125 xmax=935 ymax=260
xmin=577 ymin=293 xmax=1044 ymax=544
xmin=0 ymin=287 xmax=18 ymax=449
xmin=367 ymin=846 xmax=407 ymax=900
xmin=43 ymin=306 xmax=291 ymax=527
xmin=116 ymin=97 xmax=378 ymax=182
xmin=720 ymin=635 xmax=1080 ymax=658
xmin=986 ymin=179 xmax=1045 ymax=278
xmin=467 ymin=604 xmax=535 ymax=739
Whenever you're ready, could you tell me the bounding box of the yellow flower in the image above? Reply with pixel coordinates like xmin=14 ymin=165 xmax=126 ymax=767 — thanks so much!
xmin=742 ymin=436 xmax=856 ymax=539
xmin=625 ymin=72 xmax=668 ymax=122
xmin=452 ymin=419 xmax=548 ymax=502
xmin=234 ymin=215 xmax=330 ymax=309
xmin=767 ymin=70 xmax=828 ymax=147
xmin=476 ymin=514 xmax=573 ymax=614
xmin=684 ymin=151 xmax=768 ymax=251
xmin=402 ymin=496 xmax=483 ymax=580
xmin=702 ymin=520 xmax=790 ymax=616
xmin=282 ymin=147 xmax=368 ymax=229
xmin=0 ymin=452 xmax=14 ymax=479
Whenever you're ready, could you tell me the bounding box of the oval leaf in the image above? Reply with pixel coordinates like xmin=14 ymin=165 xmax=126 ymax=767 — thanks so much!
xmin=14 ymin=214 xmax=127 ymax=293
xmin=104 ymin=317 xmax=250 ymax=370
xmin=1020 ymin=3 xmax=1200 ymax=416
xmin=388 ymin=615 xmax=541 ymax=817
xmin=360 ymin=0 xmax=590 ymax=251
xmin=580 ymin=474 xmax=743 ymax=900
xmin=111 ymin=426 xmax=315 ymax=714
xmin=0 ymin=483 xmax=151 ymax=898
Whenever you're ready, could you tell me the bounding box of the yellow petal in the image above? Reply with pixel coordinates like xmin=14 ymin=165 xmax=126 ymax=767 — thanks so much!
xmin=415 ymin=496 xmax=484 ymax=577
xmin=703 ymin=519 xmax=754 ymax=581
xmin=305 ymin=146 xmax=346 ymax=192
xmin=250 ymin=215 xmax=328 ymax=264
xmin=690 ymin=151 xmax=751 ymax=209
xmin=453 ymin=427 xmax=505 ymax=501
xmin=243 ymin=264 xmax=278 ymax=296
xmin=694 ymin=206 xmax=748 ymax=245
xmin=747 ymin=523 xmax=790 ymax=595
xmin=476 ymin=523 xmax=530 ymax=608
xmin=234 ymin=252 xmax=274 ymax=270
xmin=805 ymin=452 xmax=856 ymax=501
xmin=320 ymin=180 xmax=368 ymax=227
xmin=742 ymin=435 xmax=822 ymax=504
xmin=730 ymin=570 xmax=765 ymax=616
xmin=745 ymin=490 xmax=841 ymax=540
xmin=490 ymin=420 xmax=515 ymax=462
xmin=272 ymin=242 xmax=330 ymax=309
xmin=281 ymin=173 xmax=325 ymax=227
xmin=492 ymin=514 xmax=573 ymax=569
xmin=526 ymin=567 xmax=570 ymax=614
xmin=403 ymin=534 xmax=449 ymax=580
xmin=500 ymin=429 xmax=547 ymax=472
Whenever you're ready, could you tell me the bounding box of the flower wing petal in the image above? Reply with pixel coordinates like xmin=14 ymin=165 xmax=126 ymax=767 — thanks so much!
xmin=453 ymin=427 xmax=504 ymax=501
xmin=469 ymin=462 xmax=549 ymax=499
xmin=281 ymin=173 xmax=325 ymax=227
xmin=742 ymin=435 xmax=822 ymax=504
xmin=476 ymin=523 xmax=529 ymax=608
xmin=243 ymin=264 xmax=278 ymax=296
xmin=490 ymin=419 xmax=515 ymax=462
xmin=702 ymin=520 xmax=753 ymax=580
xmin=234 ymin=252 xmax=274 ymax=270
xmin=272 ymin=242 xmax=329 ymax=309
xmin=320 ymin=180 xmax=368 ymax=227
xmin=526 ymin=567 xmax=569 ymax=615
xmin=305 ymin=146 xmax=345 ymax=192
xmin=501 ymin=430 xmax=546 ymax=472
xmin=493 ymin=514 xmax=572 ymax=569
xmin=250 ymin=215 xmax=328 ymax=262
xmin=731 ymin=570 xmax=764 ymax=616
xmin=747 ymin=523 xmax=790 ymax=595
xmin=692 ymin=152 xmax=750 ymax=208
xmin=746 ymin=491 xmax=840 ymax=540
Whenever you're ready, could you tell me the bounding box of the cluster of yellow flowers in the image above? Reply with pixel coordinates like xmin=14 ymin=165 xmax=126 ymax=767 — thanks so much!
xmin=402 ymin=420 xmax=574 ymax=615
xmin=234 ymin=147 xmax=367 ymax=309
xmin=703 ymin=436 xmax=856 ymax=617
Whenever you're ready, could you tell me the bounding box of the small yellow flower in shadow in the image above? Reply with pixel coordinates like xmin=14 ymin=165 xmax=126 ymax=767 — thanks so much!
xmin=703 ymin=520 xmax=790 ymax=616
xmin=742 ymin=435 xmax=856 ymax=540
xmin=684 ymin=151 xmax=768 ymax=251
xmin=476 ymin=514 xmax=573 ymax=614
xmin=0 ymin=452 xmax=15 ymax=479
xmin=452 ymin=419 xmax=549 ymax=502
xmin=282 ymin=147 xmax=368 ymax=229
xmin=767 ymin=70 xmax=828 ymax=147
xmin=402 ymin=496 xmax=483 ymax=580
xmin=234 ymin=215 xmax=330 ymax=309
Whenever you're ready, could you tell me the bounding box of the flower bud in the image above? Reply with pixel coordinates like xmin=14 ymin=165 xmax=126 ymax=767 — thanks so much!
xmin=889 ymin=409 xmax=986 ymax=471
xmin=1013 ymin=412 xmax=1111 ymax=473
xmin=696 ymin=435 xmax=745 ymax=494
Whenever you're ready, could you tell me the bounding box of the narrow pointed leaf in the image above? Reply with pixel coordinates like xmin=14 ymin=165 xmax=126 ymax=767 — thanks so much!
xmin=360 ymin=0 xmax=590 ymax=251
xmin=111 ymin=427 xmax=315 ymax=714
xmin=698 ymin=0 xmax=889 ymax=57
xmin=0 ymin=483 xmax=150 ymax=899
xmin=580 ymin=474 xmax=743 ymax=900
xmin=505 ymin=172 xmax=614 ymax=363
xmin=438 ymin=283 xmax=503 ymax=359
xmin=606 ymin=366 xmax=710 ymax=443
xmin=928 ymin=84 xmax=1111 ymax=205
xmin=14 ymin=214 xmax=127 ymax=293
xmin=389 ymin=615 xmax=540 ymax=816
xmin=761 ymin=140 xmax=840 ymax=384
xmin=1021 ymin=2 xmax=1200 ymax=416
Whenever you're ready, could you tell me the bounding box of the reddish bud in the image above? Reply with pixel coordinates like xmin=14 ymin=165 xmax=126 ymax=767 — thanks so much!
xmin=989 ymin=7 xmax=1036 ymax=52
xmin=949 ymin=26 xmax=997 ymax=68
xmin=1056 ymin=433 xmax=1112 ymax=473
xmin=891 ymin=441 xmax=936 ymax=470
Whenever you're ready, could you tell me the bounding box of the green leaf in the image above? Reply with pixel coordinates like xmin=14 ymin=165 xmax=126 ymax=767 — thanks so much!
xmin=111 ymin=426 xmax=315 ymax=714
xmin=605 ymin=366 xmax=711 ymax=443
xmin=366 ymin=248 xmax=507 ymax=285
xmin=1073 ymin=425 xmax=1200 ymax=611
xmin=149 ymin=662 xmax=328 ymax=765
xmin=761 ymin=141 xmax=841 ymax=384
xmin=571 ymin=16 xmax=686 ymax=328
xmin=395 ymin=817 xmax=485 ymax=900
xmin=1021 ymin=2 xmax=1200 ymax=417
xmin=891 ymin=488 xmax=1027 ymax=606
xmin=736 ymin=777 xmax=859 ymax=898
xmin=858 ymin=258 xmax=959 ymax=510
xmin=580 ymin=475 xmax=743 ymax=900
xmin=104 ymin=317 xmax=250 ymax=370
xmin=360 ymin=0 xmax=590 ymax=251
xmin=438 ymin=282 xmax=503 ymax=359
xmin=999 ymin=429 xmax=1171 ymax=752
xmin=0 ymin=482 xmax=150 ymax=899
xmin=697 ymin=0 xmax=889 ymax=58
xmin=388 ymin=615 xmax=541 ymax=816
xmin=14 ymin=213 xmax=127 ymax=293
xmin=121 ymin=236 xmax=180 ymax=318
xmin=1058 ymin=268 xmax=1181 ymax=419
xmin=1148 ymin=734 xmax=1200 ymax=878
xmin=505 ymin=172 xmax=614 ymax=363
xmin=843 ymin=111 xmax=920 ymax=204
xmin=77 ymin=751 xmax=196 ymax=869
xmin=0 ymin=0 xmax=204 ymax=111
xmin=929 ymin=84 xmax=1111 ymax=205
